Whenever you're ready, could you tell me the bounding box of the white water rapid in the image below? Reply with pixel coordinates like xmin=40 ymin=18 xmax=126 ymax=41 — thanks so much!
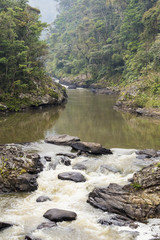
xmin=0 ymin=141 xmax=159 ymax=240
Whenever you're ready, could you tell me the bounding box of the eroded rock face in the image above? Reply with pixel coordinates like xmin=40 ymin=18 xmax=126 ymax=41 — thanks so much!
xmin=0 ymin=144 xmax=43 ymax=194
xmin=58 ymin=172 xmax=86 ymax=182
xmin=43 ymin=208 xmax=77 ymax=222
xmin=45 ymin=134 xmax=80 ymax=146
xmin=88 ymin=163 xmax=160 ymax=222
xmin=71 ymin=141 xmax=112 ymax=155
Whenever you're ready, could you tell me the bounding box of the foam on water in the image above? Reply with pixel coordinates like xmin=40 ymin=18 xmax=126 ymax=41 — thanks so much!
xmin=0 ymin=141 xmax=159 ymax=240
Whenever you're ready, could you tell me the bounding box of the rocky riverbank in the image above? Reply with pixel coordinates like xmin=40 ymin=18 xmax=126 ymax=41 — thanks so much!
xmin=0 ymin=135 xmax=160 ymax=239
xmin=0 ymin=81 xmax=67 ymax=112
xmin=59 ymin=76 xmax=160 ymax=118
xmin=0 ymin=144 xmax=43 ymax=193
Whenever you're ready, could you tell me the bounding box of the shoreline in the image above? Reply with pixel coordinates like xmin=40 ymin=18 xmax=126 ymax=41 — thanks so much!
xmin=59 ymin=77 xmax=160 ymax=119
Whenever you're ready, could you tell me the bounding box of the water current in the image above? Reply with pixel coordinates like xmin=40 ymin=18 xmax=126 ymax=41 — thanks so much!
xmin=0 ymin=89 xmax=160 ymax=240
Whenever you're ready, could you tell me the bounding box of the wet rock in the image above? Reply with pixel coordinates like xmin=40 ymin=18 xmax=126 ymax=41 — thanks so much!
xmin=44 ymin=156 xmax=52 ymax=162
xmin=88 ymin=163 xmax=160 ymax=222
xmin=136 ymin=154 xmax=149 ymax=160
xmin=0 ymin=222 xmax=13 ymax=231
xmin=56 ymin=152 xmax=77 ymax=159
xmin=36 ymin=196 xmax=51 ymax=202
xmin=37 ymin=222 xmax=57 ymax=229
xmin=136 ymin=149 xmax=159 ymax=158
xmin=43 ymin=208 xmax=77 ymax=222
xmin=45 ymin=134 xmax=80 ymax=146
xmin=58 ymin=172 xmax=86 ymax=182
xmin=77 ymin=150 xmax=89 ymax=157
xmin=98 ymin=213 xmax=138 ymax=228
xmin=58 ymin=156 xmax=71 ymax=166
xmin=71 ymin=141 xmax=112 ymax=155
xmin=11 ymin=173 xmax=38 ymax=192
xmin=0 ymin=144 xmax=43 ymax=194
xmin=100 ymin=165 xmax=120 ymax=174
xmin=72 ymin=163 xmax=87 ymax=170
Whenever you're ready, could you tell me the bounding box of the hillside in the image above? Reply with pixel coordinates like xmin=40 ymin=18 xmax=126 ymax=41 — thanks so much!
xmin=47 ymin=0 xmax=160 ymax=115
xmin=0 ymin=0 xmax=66 ymax=111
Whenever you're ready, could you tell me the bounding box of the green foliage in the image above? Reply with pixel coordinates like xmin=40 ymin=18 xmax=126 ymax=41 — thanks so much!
xmin=156 ymin=162 xmax=160 ymax=167
xmin=131 ymin=182 xmax=142 ymax=190
xmin=0 ymin=0 xmax=49 ymax=104
xmin=47 ymin=0 xmax=160 ymax=109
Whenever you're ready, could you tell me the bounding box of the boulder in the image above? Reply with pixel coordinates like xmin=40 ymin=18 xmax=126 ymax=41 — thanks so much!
xmin=72 ymin=163 xmax=87 ymax=170
xmin=57 ymin=156 xmax=71 ymax=166
xmin=44 ymin=156 xmax=52 ymax=162
xmin=56 ymin=152 xmax=77 ymax=159
xmin=98 ymin=213 xmax=138 ymax=228
xmin=45 ymin=134 xmax=80 ymax=146
xmin=58 ymin=172 xmax=86 ymax=182
xmin=36 ymin=196 xmax=51 ymax=202
xmin=136 ymin=149 xmax=159 ymax=158
xmin=37 ymin=222 xmax=57 ymax=230
xmin=0 ymin=144 xmax=43 ymax=194
xmin=0 ymin=222 xmax=13 ymax=231
xmin=88 ymin=163 xmax=160 ymax=222
xmin=43 ymin=208 xmax=77 ymax=222
xmin=71 ymin=141 xmax=112 ymax=155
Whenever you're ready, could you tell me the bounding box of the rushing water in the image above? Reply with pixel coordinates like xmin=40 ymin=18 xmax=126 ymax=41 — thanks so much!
xmin=0 ymin=89 xmax=160 ymax=240
xmin=0 ymin=89 xmax=160 ymax=149
xmin=0 ymin=143 xmax=159 ymax=240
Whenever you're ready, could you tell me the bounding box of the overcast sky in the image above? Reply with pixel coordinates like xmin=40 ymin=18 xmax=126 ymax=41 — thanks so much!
xmin=28 ymin=0 xmax=58 ymax=23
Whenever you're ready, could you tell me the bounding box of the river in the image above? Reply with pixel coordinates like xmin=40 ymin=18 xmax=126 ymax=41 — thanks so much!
xmin=0 ymin=89 xmax=160 ymax=240
xmin=0 ymin=89 xmax=160 ymax=149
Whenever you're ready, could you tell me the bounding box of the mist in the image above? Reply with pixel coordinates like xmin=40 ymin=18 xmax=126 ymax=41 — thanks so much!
xmin=28 ymin=0 xmax=58 ymax=23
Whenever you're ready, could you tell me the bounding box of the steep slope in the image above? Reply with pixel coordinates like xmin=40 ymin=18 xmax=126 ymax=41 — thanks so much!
xmin=47 ymin=0 xmax=160 ymax=115
xmin=0 ymin=0 xmax=67 ymax=111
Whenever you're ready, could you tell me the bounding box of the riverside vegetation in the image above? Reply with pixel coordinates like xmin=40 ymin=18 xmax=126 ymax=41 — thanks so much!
xmin=0 ymin=0 xmax=67 ymax=112
xmin=47 ymin=0 xmax=160 ymax=115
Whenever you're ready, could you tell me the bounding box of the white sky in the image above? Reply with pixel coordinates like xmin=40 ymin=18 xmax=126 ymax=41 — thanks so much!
xmin=28 ymin=0 xmax=58 ymax=23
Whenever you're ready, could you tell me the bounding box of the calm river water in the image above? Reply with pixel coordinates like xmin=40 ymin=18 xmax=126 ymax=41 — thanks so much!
xmin=0 ymin=89 xmax=160 ymax=240
xmin=0 ymin=89 xmax=160 ymax=149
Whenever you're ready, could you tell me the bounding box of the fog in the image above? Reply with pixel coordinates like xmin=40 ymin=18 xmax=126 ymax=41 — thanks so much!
xmin=28 ymin=0 xmax=58 ymax=23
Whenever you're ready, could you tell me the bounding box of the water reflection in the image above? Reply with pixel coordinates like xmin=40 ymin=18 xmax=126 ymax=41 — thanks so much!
xmin=0 ymin=106 xmax=64 ymax=144
xmin=0 ymin=89 xmax=160 ymax=149
xmin=52 ymin=90 xmax=160 ymax=149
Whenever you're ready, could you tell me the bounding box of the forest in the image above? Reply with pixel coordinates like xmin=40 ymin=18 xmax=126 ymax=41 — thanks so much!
xmin=0 ymin=0 xmax=65 ymax=111
xmin=47 ymin=0 xmax=160 ymax=110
